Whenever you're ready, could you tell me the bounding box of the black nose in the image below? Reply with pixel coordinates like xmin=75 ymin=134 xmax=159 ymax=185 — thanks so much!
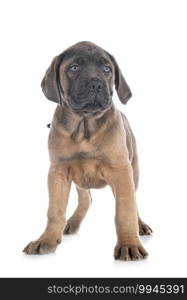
xmin=88 ymin=77 xmax=103 ymax=92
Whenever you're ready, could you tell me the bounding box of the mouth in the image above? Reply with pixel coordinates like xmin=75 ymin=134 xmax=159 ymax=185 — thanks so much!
xmin=82 ymin=101 xmax=103 ymax=112
xmin=68 ymin=95 xmax=111 ymax=113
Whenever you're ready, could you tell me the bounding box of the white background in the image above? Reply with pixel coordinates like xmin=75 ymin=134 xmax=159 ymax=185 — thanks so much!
xmin=0 ymin=0 xmax=187 ymax=277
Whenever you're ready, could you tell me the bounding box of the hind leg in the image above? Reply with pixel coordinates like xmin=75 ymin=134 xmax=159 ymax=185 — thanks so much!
xmin=132 ymin=154 xmax=153 ymax=235
xmin=138 ymin=216 xmax=153 ymax=235
xmin=64 ymin=186 xmax=92 ymax=234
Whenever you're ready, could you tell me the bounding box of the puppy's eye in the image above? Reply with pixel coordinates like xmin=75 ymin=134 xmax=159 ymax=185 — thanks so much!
xmin=103 ymin=65 xmax=111 ymax=73
xmin=69 ymin=64 xmax=80 ymax=72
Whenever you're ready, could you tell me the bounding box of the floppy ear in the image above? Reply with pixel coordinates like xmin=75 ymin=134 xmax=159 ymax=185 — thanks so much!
xmin=106 ymin=52 xmax=132 ymax=104
xmin=41 ymin=55 xmax=63 ymax=104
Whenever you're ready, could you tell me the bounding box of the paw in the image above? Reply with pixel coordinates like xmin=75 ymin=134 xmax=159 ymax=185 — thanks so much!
xmin=63 ymin=220 xmax=80 ymax=234
xmin=114 ymin=243 xmax=148 ymax=261
xmin=139 ymin=221 xmax=153 ymax=236
xmin=23 ymin=238 xmax=61 ymax=255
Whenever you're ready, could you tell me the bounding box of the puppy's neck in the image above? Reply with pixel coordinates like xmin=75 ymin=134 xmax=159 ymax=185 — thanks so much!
xmin=53 ymin=103 xmax=116 ymax=143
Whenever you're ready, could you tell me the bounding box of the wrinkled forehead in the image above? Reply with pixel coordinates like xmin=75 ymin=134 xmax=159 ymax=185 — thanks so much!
xmin=62 ymin=45 xmax=111 ymax=65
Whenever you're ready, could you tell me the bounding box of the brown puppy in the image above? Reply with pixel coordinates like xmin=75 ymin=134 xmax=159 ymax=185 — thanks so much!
xmin=23 ymin=41 xmax=152 ymax=260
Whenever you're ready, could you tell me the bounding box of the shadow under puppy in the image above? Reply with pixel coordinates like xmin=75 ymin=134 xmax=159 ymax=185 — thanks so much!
xmin=23 ymin=41 xmax=152 ymax=260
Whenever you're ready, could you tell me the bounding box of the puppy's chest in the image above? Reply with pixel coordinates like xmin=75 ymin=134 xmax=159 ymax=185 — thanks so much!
xmin=59 ymin=147 xmax=110 ymax=189
xmin=70 ymin=157 xmax=108 ymax=189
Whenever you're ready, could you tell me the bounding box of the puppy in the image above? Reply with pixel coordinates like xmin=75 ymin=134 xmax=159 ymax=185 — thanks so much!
xmin=24 ymin=41 xmax=152 ymax=260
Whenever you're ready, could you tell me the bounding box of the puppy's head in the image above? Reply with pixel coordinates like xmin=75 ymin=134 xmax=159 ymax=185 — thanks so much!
xmin=41 ymin=41 xmax=132 ymax=113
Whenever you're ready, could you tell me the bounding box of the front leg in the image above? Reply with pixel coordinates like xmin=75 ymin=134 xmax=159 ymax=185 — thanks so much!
xmin=23 ymin=165 xmax=71 ymax=254
xmin=111 ymin=165 xmax=148 ymax=261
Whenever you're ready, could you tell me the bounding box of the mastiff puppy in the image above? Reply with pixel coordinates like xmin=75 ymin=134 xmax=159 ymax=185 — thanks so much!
xmin=23 ymin=41 xmax=152 ymax=260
